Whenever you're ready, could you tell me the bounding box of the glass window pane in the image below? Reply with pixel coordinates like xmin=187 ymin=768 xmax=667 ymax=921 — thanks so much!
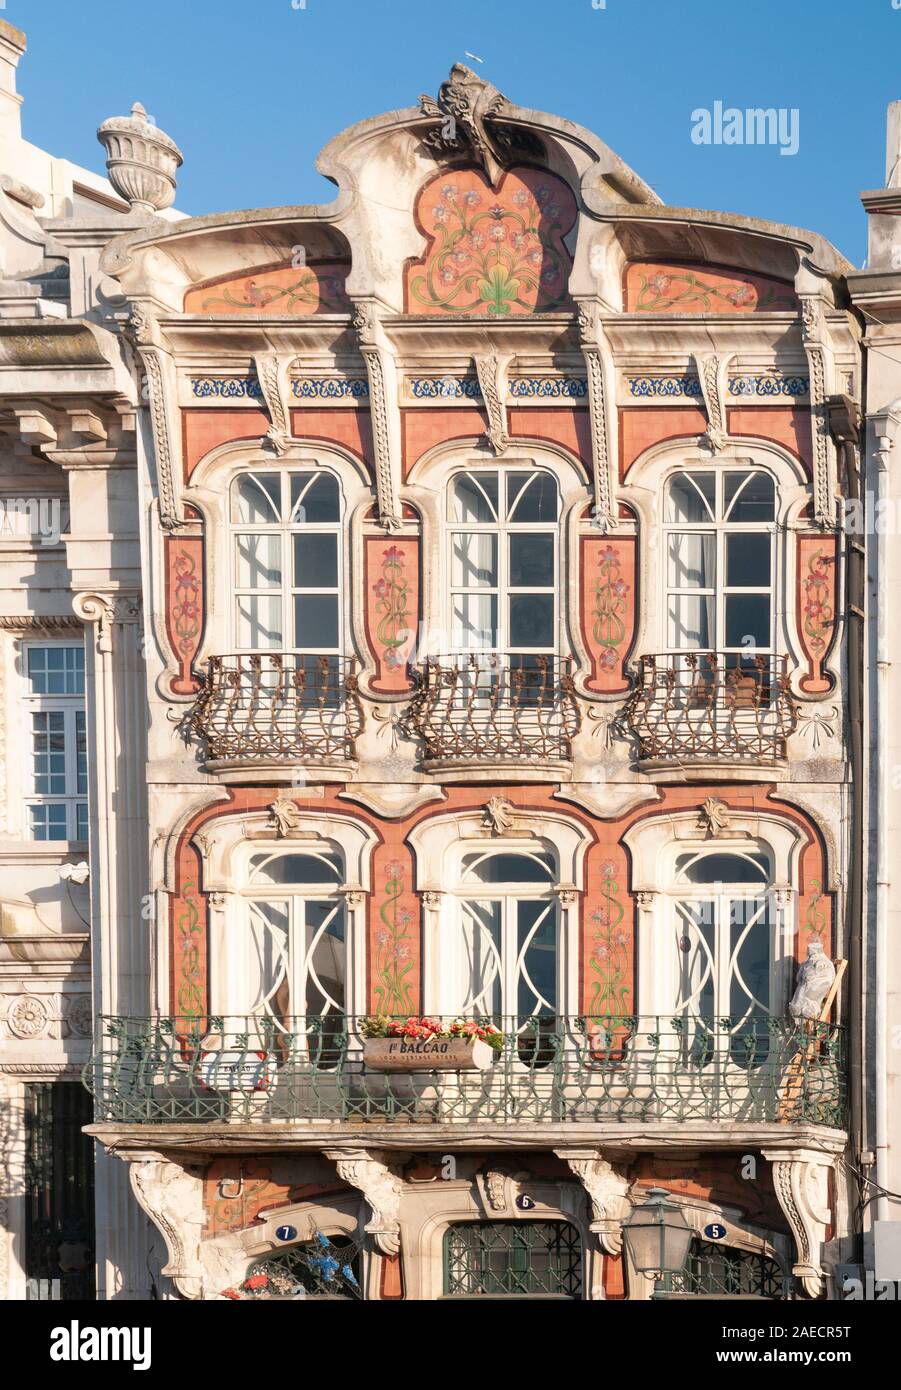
xmin=517 ymin=903 xmax=557 ymax=1015
xmin=509 ymin=533 xmax=554 ymax=587
xmin=30 ymin=804 xmax=67 ymax=841
xmin=235 ymin=533 xmax=282 ymax=589
xmin=293 ymin=533 xmax=338 ymax=588
xmin=726 ymin=533 xmax=770 ymax=587
xmin=666 ymin=472 xmax=715 ymax=523
xmin=305 ymin=902 xmax=346 ymax=1014
xmin=452 ymin=594 xmax=497 ymax=649
xmin=725 ymin=594 xmax=771 ymax=650
xmin=461 ymin=901 xmax=502 ymax=1016
xmin=293 ymin=594 xmax=339 ymax=649
xmin=451 ymin=533 xmax=497 ymax=588
xmin=730 ymin=898 xmax=772 ymax=1014
xmin=509 ymin=593 xmax=554 ymax=648
xmin=248 ymin=852 xmax=343 ymax=885
xmin=461 ymin=852 xmax=555 ymax=883
xmin=76 ymin=802 xmax=88 ymax=841
xmin=291 ymin=472 xmax=340 ymax=524
xmin=27 ymin=645 xmax=84 ymax=695
xmin=237 ymin=595 xmax=282 ymax=649
xmin=667 ymin=593 xmax=712 ymax=650
xmin=452 ymin=473 xmax=498 ymax=524
xmin=231 ymin=472 xmax=281 ymax=524
xmin=76 ymin=711 xmax=87 ymax=794
xmin=724 ymin=472 xmax=775 ymax=523
xmin=667 ymin=533 xmax=714 ymax=589
xmin=676 ymin=852 xmax=769 ymax=884
xmin=507 ymin=472 xmax=558 ymax=522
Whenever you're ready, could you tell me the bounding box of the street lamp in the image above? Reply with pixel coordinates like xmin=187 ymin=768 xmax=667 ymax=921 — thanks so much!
xmin=622 ymin=1187 xmax=693 ymax=1278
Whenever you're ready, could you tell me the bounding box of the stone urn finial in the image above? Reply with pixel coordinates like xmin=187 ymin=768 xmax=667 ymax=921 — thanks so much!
xmin=97 ymin=101 xmax=183 ymax=213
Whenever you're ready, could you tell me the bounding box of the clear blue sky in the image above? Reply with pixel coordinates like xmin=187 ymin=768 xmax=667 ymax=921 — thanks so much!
xmin=8 ymin=0 xmax=899 ymax=266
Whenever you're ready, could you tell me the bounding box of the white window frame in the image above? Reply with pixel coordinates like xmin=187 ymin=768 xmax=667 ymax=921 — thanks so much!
xmin=20 ymin=640 xmax=88 ymax=844
xmin=446 ymin=467 xmax=560 ymax=657
xmin=229 ymin=468 xmax=344 ymax=654
xmin=663 ymin=467 xmax=777 ymax=657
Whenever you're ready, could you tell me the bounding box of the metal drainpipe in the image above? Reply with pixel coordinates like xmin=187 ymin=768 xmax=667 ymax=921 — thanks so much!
xmin=827 ymin=395 xmax=864 ymax=1230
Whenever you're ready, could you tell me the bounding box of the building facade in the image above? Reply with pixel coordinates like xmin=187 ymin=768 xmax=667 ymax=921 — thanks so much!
xmin=2 ymin=22 xmax=892 ymax=1301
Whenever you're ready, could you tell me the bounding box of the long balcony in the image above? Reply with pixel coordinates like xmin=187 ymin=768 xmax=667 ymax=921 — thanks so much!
xmin=190 ymin=653 xmax=363 ymax=770
xmin=622 ymin=652 xmax=796 ymax=769
xmin=406 ymin=654 xmax=580 ymax=772
xmin=87 ymin=1014 xmax=844 ymax=1130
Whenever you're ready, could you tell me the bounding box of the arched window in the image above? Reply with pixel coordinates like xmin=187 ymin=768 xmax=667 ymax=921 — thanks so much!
xmin=230 ymin=469 xmax=342 ymax=653
xmin=669 ymin=848 xmax=777 ymax=1067
xmin=235 ymin=846 xmax=346 ymax=1047
xmin=655 ymin=1237 xmax=783 ymax=1299
xmin=448 ymin=469 xmax=559 ymax=661
xmin=664 ymin=468 xmax=775 ymax=656
xmin=443 ymin=1221 xmax=582 ymax=1298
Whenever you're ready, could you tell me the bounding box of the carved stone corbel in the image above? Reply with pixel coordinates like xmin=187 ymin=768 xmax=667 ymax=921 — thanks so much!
xmin=74 ymin=591 xmax=141 ymax=654
xmin=353 ymin=302 xmax=401 ymax=530
xmin=126 ymin=1156 xmax=207 ymax=1299
xmin=799 ymin=296 xmax=836 ymax=526
xmin=473 ymin=352 xmax=510 ymax=454
xmin=761 ymin=1148 xmax=833 ymax=1297
xmin=126 ymin=304 xmax=181 ymax=529
xmin=577 ymin=302 xmax=616 ymax=529
xmin=556 ymin=1151 xmax=631 ymax=1255
xmin=323 ymin=1148 xmax=403 ymax=1255
xmin=693 ymin=352 xmax=731 ymax=453
xmin=253 ymin=353 xmax=293 ymax=454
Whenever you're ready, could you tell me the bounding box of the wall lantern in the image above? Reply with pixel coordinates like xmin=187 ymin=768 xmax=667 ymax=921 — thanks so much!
xmin=622 ymin=1187 xmax=693 ymax=1277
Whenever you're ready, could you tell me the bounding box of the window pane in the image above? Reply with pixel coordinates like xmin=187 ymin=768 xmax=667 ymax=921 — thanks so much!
xmin=726 ymin=533 xmax=770 ymax=587
xmin=235 ymin=533 xmax=282 ymax=589
xmin=507 ymin=472 xmax=558 ymax=522
xmin=452 ymin=594 xmax=497 ymax=649
xmin=676 ymin=852 xmax=769 ymax=884
xmin=305 ymin=902 xmax=346 ymax=1014
xmin=461 ymin=901 xmax=502 ymax=1016
xmin=293 ymin=533 xmax=338 ymax=588
xmin=667 ymin=593 xmax=712 ymax=649
xmin=724 ymin=594 xmax=770 ymax=650
xmin=451 ymin=533 xmax=497 ymax=588
xmin=76 ymin=803 xmax=88 ymax=841
xmin=730 ymin=898 xmax=772 ymax=1015
xmin=248 ymin=852 xmax=343 ymax=885
xmin=293 ymin=594 xmax=339 ymax=649
xmin=461 ymin=852 xmax=555 ymax=883
xmin=517 ymin=902 xmax=557 ymax=1015
xmin=509 ymin=593 xmax=554 ymax=648
xmin=75 ymin=711 xmax=87 ymax=794
xmin=291 ymin=472 xmax=340 ymax=524
xmin=237 ymin=595 xmax=282 ymax=649
xmin=30 ymin=804 xmax=67 ymax=841
xmin=232 ymin=473 xmax=281 ymax=524
xmin=452 ymin=473 xmax=498 ymax=524
xmin=27 ymin=646 xmax=84 ymax=696
xmin=32 ymin=712 xmax=67 ymax=794
xmin=724 ymin=472 xmax=775 ymax=523
xmin=666 ymin=473 xmax=715 ymax=523
xmin=667 ymin=533 xmax=714 ymax=589
xmin=509 ymin=533 xmax=554 ymax=587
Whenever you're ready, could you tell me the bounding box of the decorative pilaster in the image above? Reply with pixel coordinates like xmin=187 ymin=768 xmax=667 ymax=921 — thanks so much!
xmin=761 ymin=1148 xmax=834 ymax=1297
xmin=799 ymin=296 xmax=837 ymax=526
xmin=353 ymin=302 xmax=401 ymax=530
xmin=323 ymin=1148 xmax=403 ymax=1255
xmin=577 ymin=301 xmax=616 ymax=528
xmin=556 ymin=1151 xmax=631 ymax=1254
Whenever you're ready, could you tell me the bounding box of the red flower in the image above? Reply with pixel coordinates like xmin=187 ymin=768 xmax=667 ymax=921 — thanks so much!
xmin=244 ymin=1274 xmax=269 ymax=1291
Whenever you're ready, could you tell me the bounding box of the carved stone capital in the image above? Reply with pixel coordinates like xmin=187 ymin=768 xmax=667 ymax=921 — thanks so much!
xmin=323 ymin=1148 xmax=403 ymax=1256
xmin=73 ymin=591 xmax=141 ymax=652
xmin=761 ymin=1148 xmax=833 ymax=1298
xmin=556 ymin=1150 xmax=631 ymax=1255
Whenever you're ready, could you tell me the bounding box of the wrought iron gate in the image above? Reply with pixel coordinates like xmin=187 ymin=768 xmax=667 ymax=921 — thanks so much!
xmin=24 ymin=1083 xmax=95 ymax=1300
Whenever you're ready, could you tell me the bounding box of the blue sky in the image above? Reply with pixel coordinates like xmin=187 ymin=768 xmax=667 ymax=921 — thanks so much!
xmin=7 ymin=0 xmax=900 ymax=265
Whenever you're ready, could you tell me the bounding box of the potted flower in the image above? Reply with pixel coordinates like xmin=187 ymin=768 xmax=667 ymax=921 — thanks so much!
xmin=359 ymin=1015 xmax=504 ymax=1072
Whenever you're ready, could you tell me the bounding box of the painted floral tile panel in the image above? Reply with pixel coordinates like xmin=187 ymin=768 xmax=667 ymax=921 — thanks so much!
xmin=625 ymin=261 xmax=798 ymax=313
xmin=184 ymin=261 xmax=351 ymax=315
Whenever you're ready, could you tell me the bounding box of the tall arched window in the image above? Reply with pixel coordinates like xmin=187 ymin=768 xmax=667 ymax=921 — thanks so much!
xmin=664 ymin=467 xmax=775 ymax=656
xmin=448 ymin=468 xmax=559 ymax=662
xmin=234 ymin=846 xmax=346 ymax=1050
xmin=230 ymin=469 xmax=342 ymax=653
xmin=669 ymin=848 xmax=778 ymax=1067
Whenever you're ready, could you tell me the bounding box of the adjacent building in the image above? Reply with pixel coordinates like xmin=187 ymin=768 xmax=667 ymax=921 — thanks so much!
xmin=2 ymin=20 xmax=896 ymax=1300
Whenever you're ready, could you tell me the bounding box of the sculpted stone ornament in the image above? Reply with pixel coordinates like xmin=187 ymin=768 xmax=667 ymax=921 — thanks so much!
xmin=789 ymin=941 xmax=836 ymax=1022
xmin=323 ymin=1149 xmax=403 ymax=1256
xmin=473 ymin=353 xmax=510 ymax=454
xmin=97 ymin=102 xmax=183 ymax=214
xmin=419 ymin=65 xmax=509 ymax=185
xmin=556 ymin=1152 xmax=631 ymax=1255
xmin=698 ymin=796 xmax=730 ymax=838
xmin=268 ymin=798 xmax=305 ymax=837
xmin=483 ymin=797 xmax=515 ymax=834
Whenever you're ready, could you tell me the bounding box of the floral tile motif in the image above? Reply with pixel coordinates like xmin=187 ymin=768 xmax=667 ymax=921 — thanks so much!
xmin=184 ymin=261 xmax=351 ymax=315
xmin=625 ymin=262 xmax=798 ymax=314
xmin=406 ymin=166 xmax=576 ymax=316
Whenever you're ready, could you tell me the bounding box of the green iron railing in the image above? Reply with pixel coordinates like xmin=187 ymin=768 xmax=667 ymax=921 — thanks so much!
xmin=85 ymin=1014 xmax=846 ymax=1128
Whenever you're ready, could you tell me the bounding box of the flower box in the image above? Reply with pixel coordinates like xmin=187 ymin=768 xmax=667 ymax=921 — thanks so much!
xmin=362 ymin=1035 xmax=494 ymax=1072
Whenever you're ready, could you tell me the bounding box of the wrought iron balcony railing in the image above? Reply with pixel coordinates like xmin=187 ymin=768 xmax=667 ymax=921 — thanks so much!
xmin=406 ymin=655 xmax=580 ymax=764
xmin=622 ymin=653 xmax=796 ymax=763
xmin=86 ymin=1014 xmax=845 ymax=1128
xmin=190 ymin=653 xmax=363 ymax=763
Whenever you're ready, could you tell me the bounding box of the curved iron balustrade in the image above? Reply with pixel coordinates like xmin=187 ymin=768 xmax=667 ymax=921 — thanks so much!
xmin=406 ymin=654 xmax=580 ymax=763
xmin=86 ymin=1014 xmax=845 ymax=1128
xmin=623 ymin=652 xmax=797 ymax=762
xmin=190 ymin=653 xmax=363 ymax=762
